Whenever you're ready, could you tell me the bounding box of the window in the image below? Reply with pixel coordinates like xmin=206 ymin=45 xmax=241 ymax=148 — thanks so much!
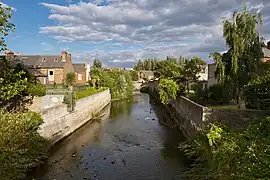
xmin=54 ymin=58 xmax=58 ymax=62
xmin=78 ymin=74 xmax=82 ymax=80
xmin=42 ymin=58 xmax=46 ymax=62
xmin=48 ymin=70 xmax=54 ymax=82
xmin=49 ymin=71 xmax=53 ymax=75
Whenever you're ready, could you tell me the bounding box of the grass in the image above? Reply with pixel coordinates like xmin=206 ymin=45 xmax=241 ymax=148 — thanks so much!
xmin=76 ymin=87 xmax=107 ymax=99
xmin=207 ymin=105 xmax=238 ymax=109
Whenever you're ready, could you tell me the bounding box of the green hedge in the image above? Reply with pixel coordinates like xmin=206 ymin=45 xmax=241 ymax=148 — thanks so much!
xmin=27 ymin=83 xmax=46 ymax=97
xmin=76 ymin=87 xmax=107 ymax=99
xmin=244 ymin=75 xmax=270 ymax=110
xmin=0 ymin=110 xmax=51 ymax=180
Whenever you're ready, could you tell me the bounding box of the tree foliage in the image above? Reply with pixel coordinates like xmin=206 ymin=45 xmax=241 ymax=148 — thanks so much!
xmin=92 ymin=59 xmax=102 ymax=69
xmin=66 ymin=72 xmax=75 ymax=87
xmin=158 ymin=78 xmax=179 ymax=104
xmin=181 ymin=116 xmax=270 ymax=179
xmin=0 ymin=4 xmax=15 ymax=51
xmin=0 ymin=110 xmax=51 ymax=180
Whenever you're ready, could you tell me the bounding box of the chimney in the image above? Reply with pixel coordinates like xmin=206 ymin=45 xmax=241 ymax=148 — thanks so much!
xmin=267 ymin=41 xmax=270 ymax=50
xmin=61 ymin=50 xmax=67 ymax=62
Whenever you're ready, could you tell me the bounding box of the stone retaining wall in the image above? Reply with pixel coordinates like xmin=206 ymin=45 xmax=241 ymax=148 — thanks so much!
xmin=38 ymin=89 xmax=111 ymax=144
xmin=147 ymin=81 xmax=269 ymax=137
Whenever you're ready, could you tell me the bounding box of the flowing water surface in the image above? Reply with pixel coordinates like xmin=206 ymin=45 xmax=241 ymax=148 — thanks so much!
xmin=31 ymin=93 xmax=187 ymax=180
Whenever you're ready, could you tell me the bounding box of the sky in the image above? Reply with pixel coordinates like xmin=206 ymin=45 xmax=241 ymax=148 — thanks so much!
xmin=1 ymin=0 xmax=270 ymax=67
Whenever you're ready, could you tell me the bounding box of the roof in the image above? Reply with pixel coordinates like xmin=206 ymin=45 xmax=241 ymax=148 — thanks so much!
xmin=262 ymin=47 xmax=270 ymax=57
xmin=73 ymin=63 xmax=86 ymax=73
xmin=14 ymin=55 xmax=64 ymax=68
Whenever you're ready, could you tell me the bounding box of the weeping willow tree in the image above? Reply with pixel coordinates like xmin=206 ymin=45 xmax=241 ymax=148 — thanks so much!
xmin=211 ymin=5 xmax=263 ymax=105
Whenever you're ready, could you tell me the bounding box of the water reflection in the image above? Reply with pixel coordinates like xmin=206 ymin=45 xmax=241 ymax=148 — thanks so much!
xmin=109 ymin=96 xmax=133 ymax=119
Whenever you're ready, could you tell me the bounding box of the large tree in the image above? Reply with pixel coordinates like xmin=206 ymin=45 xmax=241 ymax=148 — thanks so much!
xmin=92 ymin=59 xmax=102 ymax=69
xmin=0 ymin=4 xmax=15 ymax=51
xmin=221 ymin=4 xmax=263 ymax=104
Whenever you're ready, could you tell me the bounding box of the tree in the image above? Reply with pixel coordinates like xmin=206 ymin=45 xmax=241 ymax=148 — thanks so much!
xmin=209 ymin=52 xmax=225 ymax=84
xmin=151 ymin=57 xmax=158 ymax=71
xmin=158 ymin=78 xmax=179 ymax=104
xmin=93 ymin=59 xmax=102 ymax=69
xmin=0 ymin=4 xmax=15 ymax=51
xmin=181 ymin=57 xmax=202 ymax=93
xmin=90 ymin=68 xmax=101 ymax=87
xmin=135 ymin=59 xmax=143 ymax=71
xmin=222 ymin=4 xmax=263 ymax=104
xmin=143 ymin=58 xmax=151 ymax=70
xmin=66 ymin=72 xmax=75 ymax=87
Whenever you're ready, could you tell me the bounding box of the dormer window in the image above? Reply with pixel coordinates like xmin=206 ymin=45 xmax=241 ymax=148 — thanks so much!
xmin=54 ymin=58 xmax=58 ymax=62
xmin=42 ymin=58 xmax=46 ymax=62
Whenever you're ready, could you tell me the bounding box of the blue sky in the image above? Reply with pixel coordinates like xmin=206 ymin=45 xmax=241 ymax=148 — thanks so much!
xmin=2 ymin=0 xmax=270 ymax=67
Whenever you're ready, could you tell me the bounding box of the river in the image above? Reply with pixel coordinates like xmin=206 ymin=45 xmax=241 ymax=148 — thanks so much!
xmin=30 ymin=93 xmax=187 ymax=180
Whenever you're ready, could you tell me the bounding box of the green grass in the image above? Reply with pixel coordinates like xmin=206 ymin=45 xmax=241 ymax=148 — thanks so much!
xmin=76 ymin=87 xmax=107 ymax=99
xmin=207 ymin=105 xmax=238 ymax=109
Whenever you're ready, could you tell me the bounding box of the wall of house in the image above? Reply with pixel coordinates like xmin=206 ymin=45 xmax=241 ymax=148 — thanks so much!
xmin=207 ymin=63 xmax=218 ymax=87
xmin=262 ymin=57 xmax=270 ymax=63
xmin=38 ymin=89 xmax=111 ymax=144
xmin=46 ymin=68 xmax=64 ymax=84
xmin=63 ymin=54 xmax=74 ymax=83
xmin=75 ymin=72 xmax=87 ymax=84
xmin=198 ymin=66 xmax=208 ymax=81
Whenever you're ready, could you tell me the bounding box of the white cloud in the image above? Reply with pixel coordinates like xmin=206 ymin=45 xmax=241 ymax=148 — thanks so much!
xmin=40 ymin=0 xmax=270 ymax=67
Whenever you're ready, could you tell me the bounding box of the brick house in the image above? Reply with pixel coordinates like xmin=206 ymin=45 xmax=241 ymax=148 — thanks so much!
xmin=73 ymin=62 xmax=91 ymax=84
xmin=5 ymin=50 xmax=74 ymax=85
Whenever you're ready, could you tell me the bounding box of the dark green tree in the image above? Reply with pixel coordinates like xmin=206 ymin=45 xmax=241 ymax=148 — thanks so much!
xmin=93 ymin=59 xmax=102 ymax=69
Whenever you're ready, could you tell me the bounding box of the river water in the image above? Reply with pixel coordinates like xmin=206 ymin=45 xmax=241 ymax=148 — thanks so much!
xmin=31 ymin=93 xmax=187 ymax=180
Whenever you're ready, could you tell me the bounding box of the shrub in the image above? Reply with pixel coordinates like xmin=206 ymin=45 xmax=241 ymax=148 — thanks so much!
xmin=0 ymin=110 xmax=51 ymax=180
xmin=244 ymin=75 xmax=270 ymax=110
xmin=208 ymin=84 xmax=232 ymax=105
xmin=27 ymin=83 xmax=46 ymax=97
xmin=63 ymin=91 xmax=76 ymax=112
xmin=181 ymin=116 xmax=270 ymax=179
xmin=140 ymin=86 xmax=149 ymax=93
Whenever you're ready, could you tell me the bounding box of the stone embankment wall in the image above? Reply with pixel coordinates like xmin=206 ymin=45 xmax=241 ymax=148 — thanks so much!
xmin=38 ymin=89 xmax=111 ymax=144
xmin=147 ymin=81 xmax=270 ymax=137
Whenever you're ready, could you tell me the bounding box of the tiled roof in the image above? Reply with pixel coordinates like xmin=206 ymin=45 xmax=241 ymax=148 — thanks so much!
xmin=73 ymin=63 xmax=86 ymax=73
xmin=14 ymin=55 xmax=64 ymax=68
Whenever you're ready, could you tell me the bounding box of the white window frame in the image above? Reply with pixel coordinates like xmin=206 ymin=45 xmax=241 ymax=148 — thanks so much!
xmin=48 ymin=70 xmax=54 ymax=82
xmin=78 ymin=73 xmax=82 ymax=81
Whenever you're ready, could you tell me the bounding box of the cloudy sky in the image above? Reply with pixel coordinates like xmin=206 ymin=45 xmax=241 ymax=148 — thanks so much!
xmin=2 ymin=0 xmax=270 ymax=67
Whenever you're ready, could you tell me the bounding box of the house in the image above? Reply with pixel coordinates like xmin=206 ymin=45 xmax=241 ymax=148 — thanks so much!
xmin=138 ymin=70 xmax=154 ymax=81
xmin=207 ymin=63 xmax=218 ymax=88
xmin=262 ymin=42 xmax=270 ymax=63
xmin=4 ymin=50 xmax=74 ymax=85
xmin=73 ymin=63 xmax=91 ymax=84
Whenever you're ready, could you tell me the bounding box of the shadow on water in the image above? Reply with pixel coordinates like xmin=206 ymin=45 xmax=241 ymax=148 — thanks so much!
xmin=28 ymin=93 xmax=188 ymax=180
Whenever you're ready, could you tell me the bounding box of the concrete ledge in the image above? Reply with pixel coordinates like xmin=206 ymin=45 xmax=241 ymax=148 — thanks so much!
xmin=38 ymin=89 xmax=111 ymax=144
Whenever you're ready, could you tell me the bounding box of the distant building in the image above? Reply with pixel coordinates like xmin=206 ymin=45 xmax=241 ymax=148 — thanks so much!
xmin=207 ymin=63 xmax=218 ymax=88
xmin=2 ymin=50 xmax=89 ymax=85
xmin=73 ymin=62 xmax=90 ymax=84
xmin=138 ymin=70 xmax=154 ymax=81
xmin=262 ymin=42 xmax=270 ymax=62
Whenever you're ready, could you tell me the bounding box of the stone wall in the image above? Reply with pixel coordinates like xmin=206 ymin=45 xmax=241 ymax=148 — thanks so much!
xmin=147 ymin=81 xmax=269 ymax=137
xmin=38 ymin=89 xmax=111 ymax=144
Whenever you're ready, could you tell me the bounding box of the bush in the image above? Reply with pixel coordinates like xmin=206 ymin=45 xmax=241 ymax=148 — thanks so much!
xmin=140 ymin=86 xmax=149 ymax=93
xmin=63 ymin=91 xmax=76 ymax=112
xmin=76 ymin=87 xmax=107 ymax=99
xmin=0 ymin=110 xmax=51 ymax=180
xmin=181 ymin=116 xmax=270 ymax=179
xmin=66 ymin=72 xmax=75 ymax=87
xmin=208 ymin=84 xmax=232 ymax=105
xmin=244 ymin=75 xmax=270 ymax=110
xmin=27 ymin=83 xmax=46 ymax=97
